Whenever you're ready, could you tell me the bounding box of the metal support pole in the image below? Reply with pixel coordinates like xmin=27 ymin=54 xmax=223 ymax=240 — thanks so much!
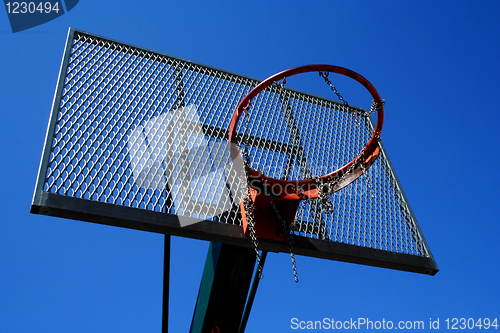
xmin=238 ymin=250 xmax=267 ymax=333
xmin=162 ymin=235 xmax=171 ymax=333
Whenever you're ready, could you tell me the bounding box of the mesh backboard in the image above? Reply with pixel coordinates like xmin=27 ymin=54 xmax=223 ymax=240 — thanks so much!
xmin=31 ymin=28 xmax=438 ymax=275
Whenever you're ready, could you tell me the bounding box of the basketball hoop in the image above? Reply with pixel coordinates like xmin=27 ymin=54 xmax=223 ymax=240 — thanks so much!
xmin=229 ymin=65 xmax=384 ymax=281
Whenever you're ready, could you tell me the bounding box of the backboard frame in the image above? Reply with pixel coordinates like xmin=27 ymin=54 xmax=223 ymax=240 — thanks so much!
xmin=31 ymin=28 xmax=438 ymax=276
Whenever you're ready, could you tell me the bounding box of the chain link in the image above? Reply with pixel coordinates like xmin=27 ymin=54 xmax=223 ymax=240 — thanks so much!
xmin=311 ymin=150 xmax=367 ymax=219
xmin=370 ymin=99 xmax=385 ymax=115
xmin=240 ymin=105 xmax=264 ymax=279
xmin=268 ymin=194 xmax=299 ymax=283
xmin=243 ymin=192 xmax=263 ymax=278
xmin=313 ymin=176 xmax=335 ymax=214
xmin=319 ymin=71 xmax=349 ymax=106
xmin=276 ymin=80 xmax=312 ymax=179
xmin=319 ymin=71 xmax=374 ymax=119
xmin=360 ymin=164 xmax=376 ymax=199
xmin=274 ymin=79 xmax=301 ymax=282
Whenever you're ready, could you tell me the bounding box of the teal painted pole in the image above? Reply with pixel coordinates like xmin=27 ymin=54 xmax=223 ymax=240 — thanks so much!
xmin=190 ymin=243 xmax=257 ymax=332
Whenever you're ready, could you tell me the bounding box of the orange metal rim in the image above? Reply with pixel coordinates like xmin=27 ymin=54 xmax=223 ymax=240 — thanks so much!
xmin=228 ymin=64 xmax=384 ymax=199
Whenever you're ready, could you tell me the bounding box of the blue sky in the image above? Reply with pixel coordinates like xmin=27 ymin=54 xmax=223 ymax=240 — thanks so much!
xmin=1 ymin=1 xmax=499 ymax=332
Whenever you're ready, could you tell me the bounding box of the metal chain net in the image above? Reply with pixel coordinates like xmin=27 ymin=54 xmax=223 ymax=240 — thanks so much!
xmin=43 ymin=31 xmax=428 ymax=257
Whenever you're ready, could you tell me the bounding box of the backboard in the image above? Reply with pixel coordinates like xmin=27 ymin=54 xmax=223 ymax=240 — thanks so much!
xmin=31 ymin=28 xmax=438 ymax=275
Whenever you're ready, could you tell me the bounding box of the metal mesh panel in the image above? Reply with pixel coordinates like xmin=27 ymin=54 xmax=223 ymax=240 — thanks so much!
xmin=40 ymin=30 xmax=429 ymax=258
